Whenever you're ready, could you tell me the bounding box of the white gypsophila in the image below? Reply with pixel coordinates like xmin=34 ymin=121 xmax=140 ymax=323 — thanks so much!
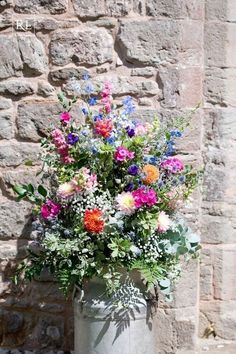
xmin=72 ymin=189 xmax=115 ymax=219
xmin=137 ymin=233 xmax=163 ymax=263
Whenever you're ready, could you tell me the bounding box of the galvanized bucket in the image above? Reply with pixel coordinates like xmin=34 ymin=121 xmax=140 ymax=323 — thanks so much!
xmin=74 ymin=272 xmax=155 ymax=354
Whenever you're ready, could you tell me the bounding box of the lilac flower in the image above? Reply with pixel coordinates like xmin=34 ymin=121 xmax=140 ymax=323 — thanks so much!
xmin=67 ymin=133 xmax=79 ymax=145
xmin=128 ymin=165 xmax=139 ymax=176
xmin=88 ymin=97 xmax=97 ymax=106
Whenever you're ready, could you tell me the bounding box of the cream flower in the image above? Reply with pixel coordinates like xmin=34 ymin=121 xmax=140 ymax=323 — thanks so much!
xmin=156 ymin=211 xmax=171 ymax=233
xmin=115 ymin=192 xmax=136 ymax=215
xmin=57 ymin=182 xmax=75 ymax=198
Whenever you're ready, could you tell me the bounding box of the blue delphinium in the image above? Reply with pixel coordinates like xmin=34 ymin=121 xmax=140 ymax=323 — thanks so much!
xmin=122 ymin=96 xmax=135 ymax=115
xmin=170 ymin=129 xmax=182 ymax=138
xmin=165 ymin=140 xmax=175 ymax=156
xmin=84 ymin=82 xmax=94 ymax=94
xmin=82 ymin=108 xmax=88 ymax=115
xmin=82 ymin=73 xmax=90 ymax=80
xmin=67 ymin=133 xmax=79 ymax=145
xmin=143 ymin=155 xmax=158 ymax=165
xmin=93 ymin=113 xmax=103 ymax=121
xmin=179 ymin=175 xmax=186 ymax=183
xmin=88 ymin=97 xmax=97 ymax=106
xmin=106 ymin=135 xmax=116 ymax=145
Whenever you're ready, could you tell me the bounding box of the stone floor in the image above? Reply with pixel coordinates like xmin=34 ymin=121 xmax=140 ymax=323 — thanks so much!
xmin=199 ymin=339 xmax=236 ymax=353
xmin=1 ymin=340 xmax=236 ymax=354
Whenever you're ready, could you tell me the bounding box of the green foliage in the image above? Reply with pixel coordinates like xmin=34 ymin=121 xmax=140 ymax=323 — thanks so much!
xmin=131 ymin=259 xmax=165 ymax=290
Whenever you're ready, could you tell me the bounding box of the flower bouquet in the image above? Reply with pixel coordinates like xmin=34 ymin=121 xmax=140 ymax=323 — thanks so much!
xmin=14 ymin=77 xmax=200 ymax=302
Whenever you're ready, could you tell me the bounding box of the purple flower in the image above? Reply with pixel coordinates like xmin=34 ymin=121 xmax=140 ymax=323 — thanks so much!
xmin=126 ymin=126 xmax=135 ymax=138
xmin=67 ymin=133 xmax=79 ymax=145
xmin=88 ymin=97 xmax=97 ymax=106
xmin=128 ymin=165 xmax=139 ymax=176
xmin=124 ymin=182 xmax=134 ymax=192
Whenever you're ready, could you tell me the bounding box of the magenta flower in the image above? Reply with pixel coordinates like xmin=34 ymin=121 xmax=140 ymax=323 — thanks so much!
xmin=41 ymin=200 xmax=61 ymax=220
xmin=160 ymin=158 xmax=184 ymax=174
xmin=60 ymin=112 xmax=71 ymax=124
xmin=115 ymin=146 xmax=135 ymax=162
xmin=132 ymin=188 xmax=157 ymax=208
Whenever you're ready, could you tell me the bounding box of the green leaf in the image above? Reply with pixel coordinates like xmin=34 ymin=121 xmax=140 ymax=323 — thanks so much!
xmin=38 ymin=185 xmax=47 ymax=198
xmin=27 ymin=184 xmax=34 ymax=194
xmin=13 ymin=184 xmax=27 ymax=196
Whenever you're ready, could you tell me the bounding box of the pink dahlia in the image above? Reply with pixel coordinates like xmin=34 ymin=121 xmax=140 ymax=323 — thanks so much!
xmin=132 ymin=188 xmax=157 ymax=208
xmin=41 ymin=200 xmax=61 ymax=220
xmin=115 ymin=146 xmax=135 ymax=162
xmin=160 ymin=158 xmax=184 ymax=174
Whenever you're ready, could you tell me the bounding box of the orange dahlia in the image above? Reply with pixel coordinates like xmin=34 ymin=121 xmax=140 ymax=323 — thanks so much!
xmin=142 ymin=164 xmax=160 ymax=184
xmin=84 ymin=208 xmax=105 ymax=234
xmin=95 ymin=119 xmax=113 ymax=138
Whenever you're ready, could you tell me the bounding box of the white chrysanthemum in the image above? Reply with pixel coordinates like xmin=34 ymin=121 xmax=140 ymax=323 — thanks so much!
xmin=157 ymin=211 xmax=171 ymax=233
xmin=115 ymin=192 xmax=136 ymax=215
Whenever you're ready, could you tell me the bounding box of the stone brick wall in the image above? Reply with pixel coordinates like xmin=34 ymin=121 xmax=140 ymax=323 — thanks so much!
xmin=0 ymin=1 xmax=234 ymax=353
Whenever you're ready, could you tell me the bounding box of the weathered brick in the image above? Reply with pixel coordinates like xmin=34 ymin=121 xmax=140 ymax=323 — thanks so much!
xmin=154 ymin=307 xmax=198 ymax=352
xmin=146 ymin=0 xmax=204 ymax=20
xmin=0 ymin=98 xmax=12 ymax=110
xmin=72 ymin=0 xmax=132 ymax=18
xmin=214 ymin=245 xmax=236 ymax=300
xmin=0 ymin=200 xmax=32 ymax=239
xmin=0 ymin=142 xmax=40 ymax=167
xmin=0 ymin=111 xmax=14 ymax=140
xmin=49 ymin=67 xmax=89 ymax=83
xmin=119 ymin=20 xmax=202 ymax=67
xmin=0 ymin=36 xmax=22 ymax=79
xmin=0 ymin=168 xmax=40 ymax=198
xmin=17 ymin=101 xmax=83 ymax=142
xmin=14 ymin=0 xmax=68 ymax=14
xmin=205 ymin=23 xmax=236 ymax=68
xmin=201 ymin=214 xmax=236 ymax=244
xmin=0 ymin=80 xmax=36 ymax=96
xmin=18 ymin=35 xmax=48 ymax=76
xmin=50 ymin=28 xmax=113 ymax=66
xmin=200 ymin=301 xmax=236 ymax=340
xmin=205 ymin=0 xmax=227 ymax=20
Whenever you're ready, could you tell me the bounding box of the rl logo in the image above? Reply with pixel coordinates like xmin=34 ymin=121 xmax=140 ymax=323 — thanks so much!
xmin=15 ymin=19 xmax=32 ymax=31
xmin=12 ymin=16 xmax=36 ymax=33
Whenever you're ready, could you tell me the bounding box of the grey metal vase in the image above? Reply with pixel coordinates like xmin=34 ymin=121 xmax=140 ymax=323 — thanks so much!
xmin=74 ymin=271 xmax=155 ymax=354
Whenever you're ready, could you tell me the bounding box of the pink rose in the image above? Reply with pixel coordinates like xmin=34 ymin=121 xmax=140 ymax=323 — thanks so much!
xmin=41 ymin=200 xmax=61 ymax=220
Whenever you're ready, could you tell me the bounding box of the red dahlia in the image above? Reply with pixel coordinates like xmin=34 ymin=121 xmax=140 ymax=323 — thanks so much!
xmin=84 ymin=208 xmax=105 ymax=234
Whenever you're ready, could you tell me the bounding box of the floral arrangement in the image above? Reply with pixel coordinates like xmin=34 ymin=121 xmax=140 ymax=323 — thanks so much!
xmin=14 ymin=76 xmax=200 ymax=300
